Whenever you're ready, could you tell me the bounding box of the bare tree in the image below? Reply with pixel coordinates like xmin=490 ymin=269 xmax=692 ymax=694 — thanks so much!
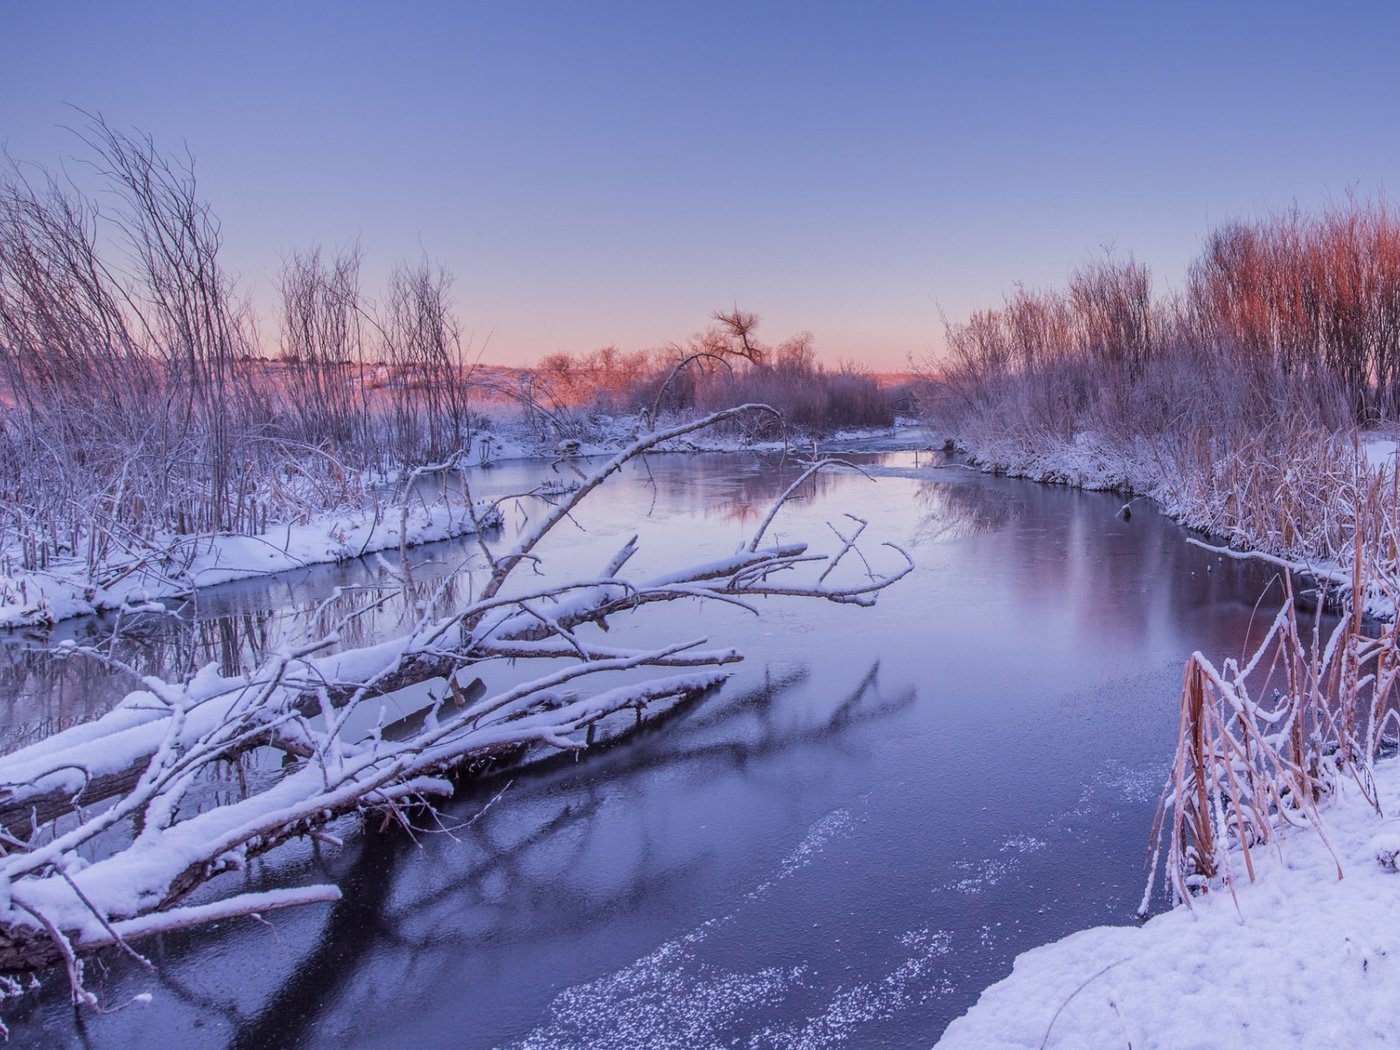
xmin=378 ymin=260 xmax=474 ymax=465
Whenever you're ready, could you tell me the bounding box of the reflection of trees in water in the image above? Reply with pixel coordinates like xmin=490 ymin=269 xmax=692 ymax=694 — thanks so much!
xmin=906 ymin=472 xmax=1300 ymax=666
xmin=975 ymin=481 xmax=1295 ymax=654
xmin=613 ymin=454 xmax=855 ymax=527
xmin=705 ymin=461 xmax=848 ymax=526
xmin=0 ymin=563 xmax=481 ymax=755
xmin=910 ymin=479 xmax=1017 ymax=545
xmin=0 ymin=609 xmax=289 ymax=755
xmin=0 ymin=628 xmax=147 ymax=753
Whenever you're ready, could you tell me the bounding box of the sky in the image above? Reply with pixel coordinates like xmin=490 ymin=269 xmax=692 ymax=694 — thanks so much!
xmin=6 ymin=0 xmax=1400 ymax=371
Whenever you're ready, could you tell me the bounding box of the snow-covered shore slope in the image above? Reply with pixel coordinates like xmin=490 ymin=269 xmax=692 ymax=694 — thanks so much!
xmin=0 ymin=499 xmax=497 ymax=630
xmin=937 ymin=759 xmax=1400 ymax=1049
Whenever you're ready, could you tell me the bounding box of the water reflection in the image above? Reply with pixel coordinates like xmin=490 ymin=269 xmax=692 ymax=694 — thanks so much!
xmin=911 ymin=477 xmax=1018 ymax=545
xmin=0 ymin=453 xmax=885 ymax=755
xmin=222 ymin=663 xmax=911 ymax=1050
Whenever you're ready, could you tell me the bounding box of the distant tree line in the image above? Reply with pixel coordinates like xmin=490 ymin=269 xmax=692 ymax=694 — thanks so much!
xmin=520 ymin=308 xmax=897 ymax=441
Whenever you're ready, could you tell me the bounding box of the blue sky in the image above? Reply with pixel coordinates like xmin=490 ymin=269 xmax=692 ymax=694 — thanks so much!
xmin=7 ymin=1 xmax=1400 ymax=369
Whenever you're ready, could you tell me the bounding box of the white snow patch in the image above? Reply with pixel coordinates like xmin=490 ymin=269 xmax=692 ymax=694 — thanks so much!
xmin=751 ymin=928 xmax=954 ymax=1049
xmin=778 ymin=809 xmax=854 ymax=880
xmin=937 ymin=757 xmax=1400 ymax=1049
xmin=941 ymin=856 xmax=1017 ymax=896
xmin=514 ymin=947 xmax=804 ymax=1050
xmin=0 ymin=498 xmax=501 ymax=630
xmin=1001 ymin=834 xmax=1048 ymax=855
xmin=1362 ymin=435 xmax=1400 ymax=470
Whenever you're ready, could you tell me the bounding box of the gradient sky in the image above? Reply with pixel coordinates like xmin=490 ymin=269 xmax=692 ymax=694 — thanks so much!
xmin=7 ymin=0 xmax=1400 ymax=370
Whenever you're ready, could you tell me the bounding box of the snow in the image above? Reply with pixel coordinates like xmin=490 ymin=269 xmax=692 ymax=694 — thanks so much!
xmin=102 ymin=885 xmax=342 ymax=944
xmin=456 ymin=414 xmax=918 ymax=469
xmin=512 ymin=808 xmax=854 ymax=1050
xmin=0 ymin=496 xmax=501 ymax=631
xmin=936 ymin=757 xmax=1400 ymax=1049
xmin=1362 ymin=435 xmax=1400 ymax=470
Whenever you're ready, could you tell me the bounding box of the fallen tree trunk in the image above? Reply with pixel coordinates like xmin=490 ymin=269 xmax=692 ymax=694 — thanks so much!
xmin=0 ymin=407 xmax=913 ymax=1006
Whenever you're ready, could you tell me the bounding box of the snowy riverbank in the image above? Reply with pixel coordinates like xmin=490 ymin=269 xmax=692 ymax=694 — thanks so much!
xmin=938 ymin=757 xmax=1400 ymax=1048
xmin=0 ymin=498 xmax=500 ymax=630
xmin=950 ymin=426 xmax=1400 ymax=620
xmin=464 ymin=416 xmax=929 ymax=466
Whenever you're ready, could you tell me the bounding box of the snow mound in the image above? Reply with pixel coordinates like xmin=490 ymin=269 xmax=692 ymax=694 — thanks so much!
xmin=937 ymin=759 xmax=1400 ymax=1049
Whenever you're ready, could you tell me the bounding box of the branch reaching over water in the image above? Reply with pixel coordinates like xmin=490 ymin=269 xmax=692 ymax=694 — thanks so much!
xmin=0 ymin=407 xmax=910 ymax=1006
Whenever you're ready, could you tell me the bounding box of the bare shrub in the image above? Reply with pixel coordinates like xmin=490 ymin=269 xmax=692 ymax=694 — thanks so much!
xmin=0 ymin=117 xmax=278 ymax=565
xmin=0 ymin=121 xmax=499 ymax=613
xmin=278 ymin=244 xmax=370 ymax=456
xmin=1188 ymin=198 xmax=1400 ymax=420
xmin=378 ymin=261 xmax=475 ymax=465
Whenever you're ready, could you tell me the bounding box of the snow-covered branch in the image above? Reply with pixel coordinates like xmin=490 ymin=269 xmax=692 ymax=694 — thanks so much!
xmin=0 ymin=412 xmax=910 ymax=1004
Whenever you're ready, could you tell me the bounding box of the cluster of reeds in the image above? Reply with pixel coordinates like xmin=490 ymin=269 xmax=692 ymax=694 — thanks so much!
xmin=1147 ymin=472 xmax=1400 ymax=907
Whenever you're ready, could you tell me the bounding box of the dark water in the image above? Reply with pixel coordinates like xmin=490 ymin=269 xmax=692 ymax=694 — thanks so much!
xmin=2 ymin=449 xmax=1292 ymax=1049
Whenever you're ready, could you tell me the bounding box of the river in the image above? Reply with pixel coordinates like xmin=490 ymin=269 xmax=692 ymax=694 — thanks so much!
xmin=3 ymin=446 xmax=1290 ymax=1048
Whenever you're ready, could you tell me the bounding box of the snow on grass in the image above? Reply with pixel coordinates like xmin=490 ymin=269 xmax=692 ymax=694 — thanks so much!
xmin=1362 ymin=434 xmax=1400 ymax=471
xmin=0 ymin=496 xmax=501 ymax=630
xmin=459 ymin=414 xmax=921 ymax=469
xmin=936 ymin=757 xmax=1400 ymax=1049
